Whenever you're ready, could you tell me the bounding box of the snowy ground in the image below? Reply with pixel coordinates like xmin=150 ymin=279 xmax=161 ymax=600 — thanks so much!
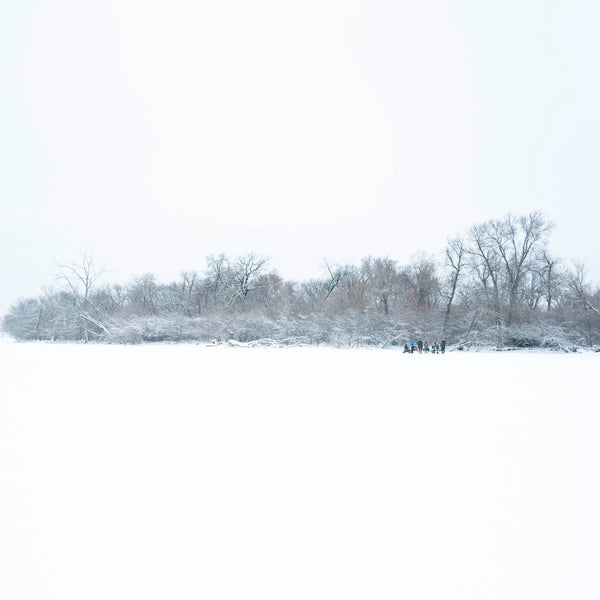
xmin=1 ymin=341 xmax=599 ymax=600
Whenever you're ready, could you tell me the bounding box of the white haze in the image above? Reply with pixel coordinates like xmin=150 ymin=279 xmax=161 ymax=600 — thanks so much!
xmin=1 ymin=0 xmax=600 ymax=313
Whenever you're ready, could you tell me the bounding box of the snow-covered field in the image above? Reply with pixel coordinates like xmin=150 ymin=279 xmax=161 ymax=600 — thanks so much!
xmin=1 ymin=341 xmax=599 ymax=600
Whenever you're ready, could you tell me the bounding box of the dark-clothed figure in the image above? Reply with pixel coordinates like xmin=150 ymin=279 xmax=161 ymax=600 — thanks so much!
xmin=441 ymin=339 xmax=446 ymax=354
xmin=417 ymin=340 xmax=423 ymax=353
xmin=403 ymin=344 xmax=410 ymax=353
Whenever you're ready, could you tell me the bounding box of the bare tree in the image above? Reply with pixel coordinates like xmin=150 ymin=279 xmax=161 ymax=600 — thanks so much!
xmin=466 ymin=221 xmax=503 ymax=325
xmin=324 ymin=262 xmax=348 ymax=300
xmin=442 ymin=236 xmax=465 ymax=335
xmin=57 ymin=252 xmax=108 ymax=342
xmin=565 ymin=262 xmax=600 ymax=345
xmin=128 ymin=274 xmax=159 ymax=315
xmin=233 ymin=253 xmax=269 ymax=305
xmin=539 ymin=250 xmax=563 ymax=311
xmin=488 ymin=212 xmax=553 ymax=326
xmin=205 ymin=253 xmax=269 ymax=308
xmin=568 ymin=262 xmax=600 ymax=315
xmin=361 ymin=256 xmax=398 ymax=315
xmin=178 ymin=271 xmax=199 ymax=316
xmin=407 ymin=253 xmax=439 ymax=310
xmin=465 ymin=212 xmax=553 ymax=330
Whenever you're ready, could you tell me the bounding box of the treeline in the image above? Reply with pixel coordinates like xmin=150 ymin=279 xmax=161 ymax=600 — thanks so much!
xmin=4 ymin=212 xmax=600 ymax=349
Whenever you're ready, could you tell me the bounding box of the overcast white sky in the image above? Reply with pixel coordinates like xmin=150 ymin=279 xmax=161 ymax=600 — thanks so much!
xmin=1 ymin=0 xmax=599 ymax=314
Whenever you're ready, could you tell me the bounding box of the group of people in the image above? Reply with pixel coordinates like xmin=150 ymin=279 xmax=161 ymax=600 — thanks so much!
xmin=403 ymin=338 xmax=446 ymax=354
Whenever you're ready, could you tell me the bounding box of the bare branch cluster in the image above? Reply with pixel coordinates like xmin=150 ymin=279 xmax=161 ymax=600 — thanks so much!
xmin=3 ymin=213 xmax=600 ymax=349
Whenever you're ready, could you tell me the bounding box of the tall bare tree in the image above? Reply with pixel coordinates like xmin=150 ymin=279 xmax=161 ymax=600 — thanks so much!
xmin=466 ymin=212 xmax=552 ymax=329
xmin=361 ymin=256 xmax=398 ymax=315
xmin=442 ymin=236 xmax=465 ymax=335
xmin=57 ymin=252 xmax=108 ymax=342
xmin=407 ymin=253 xmax=439 ymax=310
xmin=539 ymin=250 xmax=563 ymax=311
xmin=488 ymin=212 xmax=553 ymax=326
